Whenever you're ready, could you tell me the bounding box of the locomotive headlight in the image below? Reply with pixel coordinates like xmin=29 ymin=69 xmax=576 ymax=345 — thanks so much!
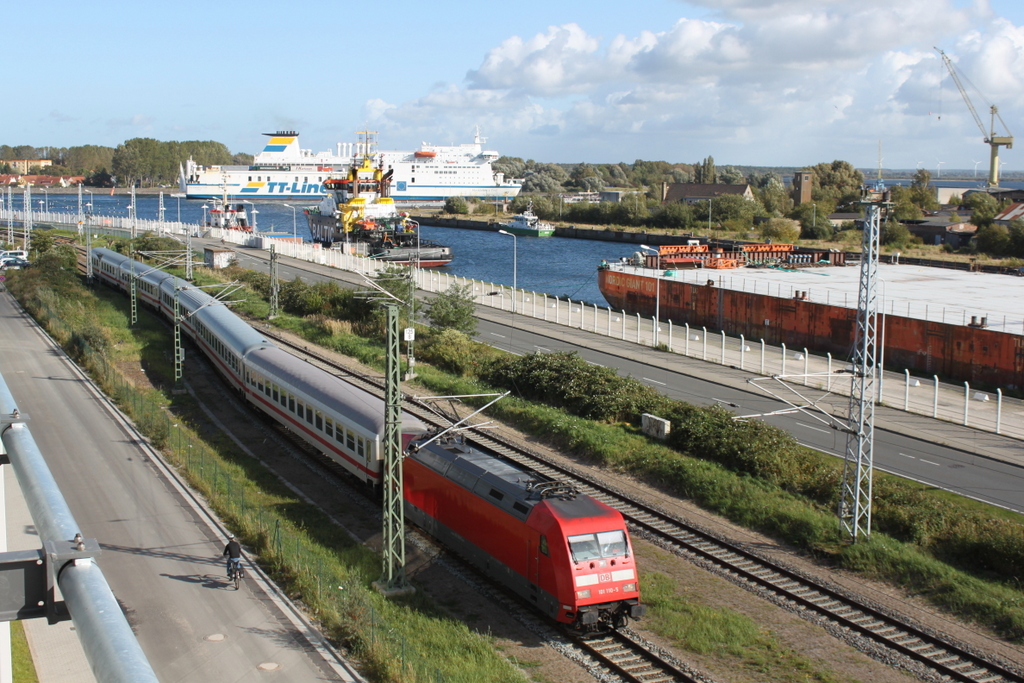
xmin=576 ymin=590 xmax=591 ymax=599
xmin=623 ymin=583 xmax=636 ymax=592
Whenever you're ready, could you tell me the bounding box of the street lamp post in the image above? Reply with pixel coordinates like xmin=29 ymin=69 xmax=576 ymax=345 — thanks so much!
xmin=242 ymin=200 xmax=258 ymax=230
xmin=41 ymin=188 xmax=48 ymax=213
xmin=201 ymin=204 xmax=209 ymax=227
xmin=282 ymin=203 xmax=298 ymax=240
xmin=498 ymin=229 xmax=517 ymax=313
xmin=640 ymin=244 xmax=661 ymax=346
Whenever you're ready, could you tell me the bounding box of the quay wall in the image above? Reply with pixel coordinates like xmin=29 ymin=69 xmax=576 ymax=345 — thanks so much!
xmin=598 ymin=268 xmax=1024 ymax=390
xmin=414 ymin=215 xmax=702 ymax=246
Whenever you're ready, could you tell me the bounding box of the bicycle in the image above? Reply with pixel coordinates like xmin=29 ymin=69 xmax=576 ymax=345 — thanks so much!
xmin=227 ymin=558 xmax=244 ymax=590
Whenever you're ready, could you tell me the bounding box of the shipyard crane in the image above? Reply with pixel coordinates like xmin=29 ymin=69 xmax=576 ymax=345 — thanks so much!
xmin=935 ymin=47 xmax=1013 ymax=187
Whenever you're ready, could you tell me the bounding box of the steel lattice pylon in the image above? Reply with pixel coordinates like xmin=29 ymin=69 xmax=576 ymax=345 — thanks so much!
xmin=377 ymin=304 xmax=410 ymax=592
xmin=268 ymin=245 xmax=279 ymax=319
xmin=839 ymin=182 xmax=891 ymax=542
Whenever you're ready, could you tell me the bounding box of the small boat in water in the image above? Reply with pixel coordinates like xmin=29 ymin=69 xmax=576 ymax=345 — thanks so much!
xmin=204 ymin=186 xmax=252 ymax=230
xmin=498 ymin=202 xmax=554 ymax=237
xmin=305 ymin=133 xmax=453 ymax=267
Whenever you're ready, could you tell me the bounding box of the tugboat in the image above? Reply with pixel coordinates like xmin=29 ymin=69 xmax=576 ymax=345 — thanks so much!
xmin=205 ymin=183 xmax=252 ymax=230
xmin=497 ymin=201 xmax=554 ymax=237
xmin=305 ymin=132 xmax=453 ymax=267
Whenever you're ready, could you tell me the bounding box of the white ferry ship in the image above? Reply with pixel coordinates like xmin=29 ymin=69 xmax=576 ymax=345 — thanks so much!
xmin=178 ymin=130 xmax=522 ymax=203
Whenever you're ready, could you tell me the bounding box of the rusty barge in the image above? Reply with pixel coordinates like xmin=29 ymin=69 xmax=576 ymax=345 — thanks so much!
xmin=597 ymin=248 xmax=1024 ymax=391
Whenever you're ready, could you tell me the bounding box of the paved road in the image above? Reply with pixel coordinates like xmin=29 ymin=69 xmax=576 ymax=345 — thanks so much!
xmin=228 ymin=244 xmax=1024 ymax=514
xmin=475 ymin=315 xmax=1024 ymax=513
xmin=0 ymin=290 xmax=357 ymax=682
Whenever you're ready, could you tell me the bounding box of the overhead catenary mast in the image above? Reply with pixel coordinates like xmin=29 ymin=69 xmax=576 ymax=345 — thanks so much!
xmin=838 ymin=179 xmax=891 ymax=541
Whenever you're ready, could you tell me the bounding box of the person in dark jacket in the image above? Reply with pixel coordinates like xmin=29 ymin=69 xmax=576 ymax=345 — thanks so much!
xmin=223 ymin=534 xmax=242 ymax=576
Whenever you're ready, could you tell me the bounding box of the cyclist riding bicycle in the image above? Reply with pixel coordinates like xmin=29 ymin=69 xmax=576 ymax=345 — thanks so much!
xmin=223 ymin=534 xmax=242 ymax=577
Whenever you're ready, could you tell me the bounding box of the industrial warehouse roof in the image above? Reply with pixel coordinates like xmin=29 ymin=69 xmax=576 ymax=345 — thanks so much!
xmin=619 ymin=260 xmax=1024 ymax=335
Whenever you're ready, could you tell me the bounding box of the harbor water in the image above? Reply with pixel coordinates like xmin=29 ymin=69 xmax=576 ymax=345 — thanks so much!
xmin=3 ymin=193 xmax=643 ymax=306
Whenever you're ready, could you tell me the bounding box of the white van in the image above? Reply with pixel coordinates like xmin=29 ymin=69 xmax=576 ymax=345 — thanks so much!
xmin=1 ymin=250 xmax=28 ymax=261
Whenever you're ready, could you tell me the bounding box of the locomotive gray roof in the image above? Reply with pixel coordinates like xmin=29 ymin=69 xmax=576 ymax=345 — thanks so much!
xmin=245 ymin=346 xmax=426 ymax=436
xmin=412 ymin=438 xmax=567 ymax=518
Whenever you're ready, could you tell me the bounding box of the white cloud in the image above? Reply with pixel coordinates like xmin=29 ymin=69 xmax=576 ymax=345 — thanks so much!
xmin=369 ymin=1 xmax=1024 ymax=166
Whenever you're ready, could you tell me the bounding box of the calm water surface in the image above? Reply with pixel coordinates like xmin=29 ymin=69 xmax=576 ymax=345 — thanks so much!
xmin=11 ymin=194 xmax=641 ymax=305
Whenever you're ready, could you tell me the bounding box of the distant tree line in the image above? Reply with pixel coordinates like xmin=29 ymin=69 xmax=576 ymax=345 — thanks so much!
xmin=0 ymin=139 xmax=253 ymax=187
xmin=480 ymin=157 xmax=870 ymax=240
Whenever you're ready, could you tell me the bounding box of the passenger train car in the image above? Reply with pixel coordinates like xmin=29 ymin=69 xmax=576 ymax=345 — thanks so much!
xmin=90 ymin=247 xmax=427 ymax=485
xmin=90 ymin=247 xmax=646 ymax=628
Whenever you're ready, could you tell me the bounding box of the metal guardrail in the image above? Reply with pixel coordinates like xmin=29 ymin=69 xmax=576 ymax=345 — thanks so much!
xmin=0 ymin=371 xmax=159 ymax=683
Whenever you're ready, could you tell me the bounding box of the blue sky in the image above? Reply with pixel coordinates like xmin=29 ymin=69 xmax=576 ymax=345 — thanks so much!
xmin=7 ymin=0 xmax=1023 ymax=171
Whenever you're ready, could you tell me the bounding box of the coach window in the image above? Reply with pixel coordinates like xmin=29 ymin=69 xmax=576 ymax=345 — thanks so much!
xmin=357 ymin=437 xmax=364 ymax=458
xmin=306 ymin=406 xmax=313 ymax=424
xmin=280 ymin=390 xmax=287 ymax=407
xmin=335 ymin=425 xmax=344 ymax=444
xmin=257 ymin=376 xmax=264 ymax=392
xmin=346 ymin=430 xmax=355 ymax=451
xmin=289 ymin=396 xmax=295 ymax=413
xmin=264 ymin=381 xmax=271 ymax=397
xmin=296 ymin=400 xmax=303 ymax=416
xmin=539 ymin=535 xmax=549 ymax=556
xmin=272 ymin=385 xmax=279 ymax=402
xmin=325 ymin=418 xmax=334 ymax=438
xmin=315 ymin=412 xmax=323 ymax=430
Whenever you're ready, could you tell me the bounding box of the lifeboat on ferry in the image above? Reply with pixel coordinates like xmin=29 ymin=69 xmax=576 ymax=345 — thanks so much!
xmin=414 ymin=151 xmax=436 ymax=158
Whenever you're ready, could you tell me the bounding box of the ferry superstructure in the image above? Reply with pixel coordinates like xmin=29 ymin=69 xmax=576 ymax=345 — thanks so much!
xmin=179 ymin=130 xmax=522 ymax=203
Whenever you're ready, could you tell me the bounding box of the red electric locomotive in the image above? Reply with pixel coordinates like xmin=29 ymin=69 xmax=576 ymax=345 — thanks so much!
xmin=404 ymin=433 xmax=646 ymax=632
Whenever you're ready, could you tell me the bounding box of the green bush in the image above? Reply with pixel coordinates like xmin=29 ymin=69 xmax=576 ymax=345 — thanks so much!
xmin=480 ymin=351 xmax=671 ymax=422
xmin=420 ymin=329 xmax=490 ymax=376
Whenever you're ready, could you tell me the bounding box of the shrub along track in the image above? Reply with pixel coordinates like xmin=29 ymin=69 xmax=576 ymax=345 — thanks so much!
xmin=262 ymin=327 xmax=1024 ymax=683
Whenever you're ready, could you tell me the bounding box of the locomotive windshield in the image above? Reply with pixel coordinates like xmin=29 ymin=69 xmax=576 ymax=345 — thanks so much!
xmin=568 ymin=530 xmax=628 ymax=562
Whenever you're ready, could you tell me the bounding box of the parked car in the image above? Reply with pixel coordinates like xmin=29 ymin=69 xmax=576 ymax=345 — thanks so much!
xmin=0 ymin=257 xmax=31 ymax=270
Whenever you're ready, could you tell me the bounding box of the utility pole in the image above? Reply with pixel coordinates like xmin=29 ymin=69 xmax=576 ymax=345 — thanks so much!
xmin=85 ymin=231 xmax=93 ymax=284
xmin=839 ymin=180 xmax=891 ymax=542
xmin=268 ymin=245 xmax=279 ymax=319
xmin=23 ymin=185 xmax=31 ymax=252
xmin=375 ymin=304 xmax=412 ymax=595
xmin=130 ymin=244 xmax=138 ymax=326
xmin=174 ymin=288 xmax=183 ymax=384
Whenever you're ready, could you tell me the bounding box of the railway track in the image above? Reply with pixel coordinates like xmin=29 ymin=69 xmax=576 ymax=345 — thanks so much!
xmin=575 ymin=630 xmax=705 ymax=683
xmin=260 ymin=327 xmax=1024 ymax=683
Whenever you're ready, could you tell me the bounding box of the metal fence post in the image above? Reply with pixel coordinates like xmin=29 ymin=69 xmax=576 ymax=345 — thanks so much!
xmin=702 ymin=327 xmax=707 ymax=360
xmin=904 ymin=369 xmax=910 ymax=411
xmin=685 ymin=323 xmax=690 ymax=356
xmin=668 ymin=321 xmax=673 ymax=353
xmin=997 ymin=388 xmax=1003 ymax=435
xmin=636 ymin=313 xmax=641 ymax=344
xmin=760 ymin=339 xmax=765 ymax=374
xmin=781 ymin=343 xmax=787 ymax=376
xmin=964 ymin=381 xmax=970 ymax=426
xmin=740 ymin=334 xmax=745 ymax=371
xmin=720 ymin=332 xmax=725 ymax=365
xmin=933 ymin=375 xmax=939 ymax=418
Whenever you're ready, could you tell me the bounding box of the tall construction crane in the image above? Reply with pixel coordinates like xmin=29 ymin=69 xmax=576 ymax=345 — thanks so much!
xmin=935 ymin=47 xmax=1014 ymax=187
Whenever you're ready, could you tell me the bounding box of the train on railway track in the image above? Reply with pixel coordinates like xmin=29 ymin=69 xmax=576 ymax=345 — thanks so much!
xmin=89 ymin=247 xmax=646 ymax=632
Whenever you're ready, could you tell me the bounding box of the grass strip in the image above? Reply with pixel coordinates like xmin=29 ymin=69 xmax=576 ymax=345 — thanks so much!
xmin=7 ymin=268 xmax=525 ymax=683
